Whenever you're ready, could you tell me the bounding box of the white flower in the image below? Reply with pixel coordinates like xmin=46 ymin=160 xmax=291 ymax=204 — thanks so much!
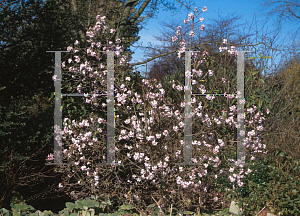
xmin=237 ymin=180 xmax=244 ymax=187
xmin=163 ymin=130 xmax=168 ymax=136
xmin=52 ymin=75 xmax=57 ymax=81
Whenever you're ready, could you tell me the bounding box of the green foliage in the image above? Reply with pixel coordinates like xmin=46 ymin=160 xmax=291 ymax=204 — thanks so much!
xmin=233 ymin=159 xmax=275 ymax=200
xmin=0 ymin=93 xmax=54 ymax=169
xmin=64 ymin=0 xmax=142 ymax=65
xmin=227 ymin=149 xmax=300 ymax=216
xmin=1 ymin=192 xmax=206 ymax=216
xmin=9 ymin=190 xmax=27 ymax=206
xmin=281 ymin=61 xmax=300 ymax=120
xmin=0 ymin=0 xmax=85 ymax=159
xmin=0 ymin=0 xmax=83 ymax=100
xmin=244 ymin=54 xmax=273 ymax=115
xmin=160 ymin=69 xmax=185 ymax=106
xmin=0 ymin=0 xmax=96 ymax=207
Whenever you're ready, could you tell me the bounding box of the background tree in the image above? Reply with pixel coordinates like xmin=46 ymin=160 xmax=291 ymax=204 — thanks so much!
xmin=246 ymin=0 xmax=300 ymax=162
xmin=0 ymin=0 xmax=111 ymax=210
xmin=258 ymin=0 xmax=300 ymax=32
xmin=259 ymin=53 xmax=300 ymax=161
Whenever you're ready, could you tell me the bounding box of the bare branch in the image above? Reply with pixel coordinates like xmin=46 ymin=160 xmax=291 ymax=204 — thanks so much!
xmin=286 ymin=0 xmax=300 ymax=19
xmin=129 ymin=40 xmax=278 ymax=67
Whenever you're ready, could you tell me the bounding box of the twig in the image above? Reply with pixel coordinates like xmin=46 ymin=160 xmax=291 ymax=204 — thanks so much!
xmin=151 ymin=196 xmax=164 ymax=215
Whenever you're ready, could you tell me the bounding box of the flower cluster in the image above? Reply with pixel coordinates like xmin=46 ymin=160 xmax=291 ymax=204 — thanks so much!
xmin=46 ymin=7 xmax=270 ymax=210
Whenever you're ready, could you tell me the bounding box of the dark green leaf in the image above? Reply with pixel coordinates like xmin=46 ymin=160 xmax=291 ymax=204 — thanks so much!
xmin=119 ymin=204 xmax=135 ymax=210
xmin=66 ymin=202 xmax=77 ymax=211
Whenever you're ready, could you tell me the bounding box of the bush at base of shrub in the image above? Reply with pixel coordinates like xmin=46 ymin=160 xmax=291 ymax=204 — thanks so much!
xmin=226 ymin=148 xmax=300 ymax=216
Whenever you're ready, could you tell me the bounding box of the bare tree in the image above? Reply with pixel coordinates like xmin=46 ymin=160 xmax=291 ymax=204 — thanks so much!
xmin=257 ymin=0 xmax=300 ymax=25
xmin=255 ymin=0 xmax=300 ymax=75
xmin=138 ymin=12 xmax=255 ymax=81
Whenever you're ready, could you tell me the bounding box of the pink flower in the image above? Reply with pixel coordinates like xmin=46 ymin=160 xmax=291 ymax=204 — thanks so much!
xmin=202 ymin=6 xmax=207 ymax=12
xmin=184 ymin=19 xmax=189 ymax=24
xmin=189 ymin=31 xmax=195 ymax=37
xmin=100 ymin=16 xmax=106 ymax=22
xmin=52 ymin=75 xmax=57 ymax=81
xmin=202 ymin=50 xmax=208 ymax=56
xmin=47 ymin=153 xmax=54 ymax=161
xmin=199 ymin=17 xmax=204 ymax=22
xmin=67 ymin=46 xmax=73 ymax=51
xmin=188 ymin=12 xmax=194 ymax=20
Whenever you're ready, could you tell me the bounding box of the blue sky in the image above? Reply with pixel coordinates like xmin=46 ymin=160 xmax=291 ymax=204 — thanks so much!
xmin=3 ymin=0 xmax=299 ymax=80
xmin=127 ymin=0 xmax=300 ymax=80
